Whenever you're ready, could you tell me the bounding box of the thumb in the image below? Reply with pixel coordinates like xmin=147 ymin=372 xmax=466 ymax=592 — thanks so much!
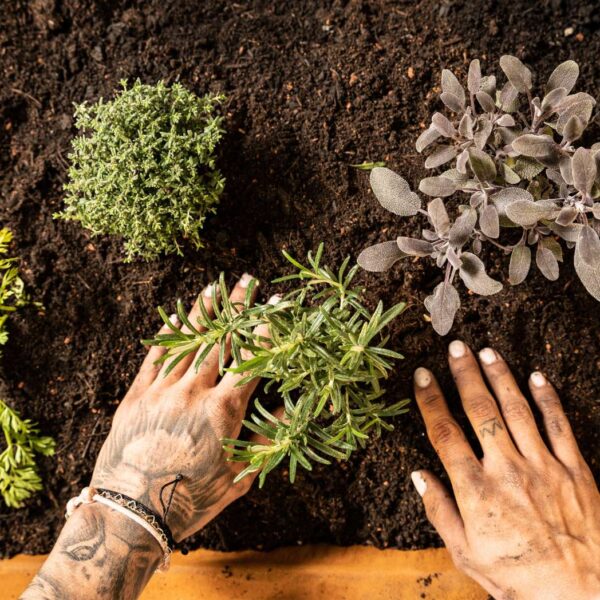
xmin=411 ymin=470 xmax=467 ymax=555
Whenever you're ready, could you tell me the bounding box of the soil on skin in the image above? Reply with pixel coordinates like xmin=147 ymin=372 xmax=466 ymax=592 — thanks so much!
xmin=1 ymin=0 xmax=599 ymax=557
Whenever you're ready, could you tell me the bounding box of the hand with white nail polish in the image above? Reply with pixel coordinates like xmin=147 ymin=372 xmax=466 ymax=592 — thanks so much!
xmin=412 ymin=341 xmax=600 ymax=600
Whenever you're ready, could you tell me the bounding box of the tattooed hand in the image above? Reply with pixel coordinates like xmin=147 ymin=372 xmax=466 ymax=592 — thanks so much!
xmin=412 ymin=340 xmax=600 ymax=600
xmin=22 ymin=274 xmax=277 ymax=599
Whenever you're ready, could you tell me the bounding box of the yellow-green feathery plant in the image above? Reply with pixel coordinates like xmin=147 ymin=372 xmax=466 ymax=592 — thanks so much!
xmin=145 ymin=244 xmax=409 ymax=486
xmin=57 ymin=80 xmax=225 ymax=261
xmin=0 ymin=227 xmax=54 ymax=508
xmin=0 ymin=400 xmax=55 ymax=508
xmin=0 ymin=228 xmax=29 ymax=348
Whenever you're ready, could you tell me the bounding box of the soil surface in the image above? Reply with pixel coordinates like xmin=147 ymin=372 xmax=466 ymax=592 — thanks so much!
xmin=1 ymin=0 xmax=599 ymax=557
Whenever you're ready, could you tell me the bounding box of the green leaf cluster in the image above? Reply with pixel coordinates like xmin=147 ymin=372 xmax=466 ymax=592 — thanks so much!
xmin=0 ymin=228 xmax=30 ymax=348
xmin=145 ymin=245 xmax=409 ymax=486
xmin=57 ymin=80 xmax=226 ymax=261
xmin=0 ymin=400 xmax=55 ymax=508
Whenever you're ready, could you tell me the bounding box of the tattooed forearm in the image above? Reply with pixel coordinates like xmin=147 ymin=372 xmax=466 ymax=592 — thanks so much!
xmin=479 ymin=417 xmax=504 ymax=438
xmin=20 ymin=503 xmax=161 ymax=600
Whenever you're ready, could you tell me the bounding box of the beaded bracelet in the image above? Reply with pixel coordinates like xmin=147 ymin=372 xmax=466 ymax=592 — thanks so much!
xmin=66 ymin=486 xmax=175 ymax=572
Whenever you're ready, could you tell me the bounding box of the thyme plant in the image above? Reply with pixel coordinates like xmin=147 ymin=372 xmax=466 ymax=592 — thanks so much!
xmin=146 ymin=245 xmax=409 ymax=486
xmin=58 ymin=80 xmax=225 ymax=261
xmin=0 ymin=400 xmax=55 ymax=508
xmin=358 ymin=56 xmax=600 ymax=335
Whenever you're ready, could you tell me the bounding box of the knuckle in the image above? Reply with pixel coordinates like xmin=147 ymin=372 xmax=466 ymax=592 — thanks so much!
xmin=452 ymin=363 xmax=475 ymax=381
xmin=421 ymin=392 xmax=442 ymax=406
xmin=537 ymin=393 xmax=560 ymax=411
xmin=430 ymin=418 xmax=462 ymax=447
xmin=466 ymin=394 xmax=496 ymax=420
xmin=502 ymin=399 xmax=532 ymax=422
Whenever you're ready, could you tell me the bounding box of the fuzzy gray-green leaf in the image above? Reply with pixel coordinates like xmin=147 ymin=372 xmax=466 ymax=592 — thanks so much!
xmin=499 ymin=55 xmax=532 ymax=93
xmin=424 ymin=282 xmax=460 ymax=336
xmin=459 ymin=252 xmax=503 ymax=295
xmin=468 ymin=147 xmax=496 ymax=181
xmin=419 ymin=176 xmax=457 ymax=197
xmin=508 ymin=245 xmax=531 ymax=285
xmin=357 ymin=241 xmax=407 ymax=272
xmin=546 ymin=60 xmax=579 ymax=95
xmin=370 ymin=167 xmax=421 ymax=216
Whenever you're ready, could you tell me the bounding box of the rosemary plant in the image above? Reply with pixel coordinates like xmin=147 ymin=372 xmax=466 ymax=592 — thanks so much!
xmin=0 ymin=400 xmax=55 ymax=508
xmin=145 ymin=245 xmax=409 ymax=486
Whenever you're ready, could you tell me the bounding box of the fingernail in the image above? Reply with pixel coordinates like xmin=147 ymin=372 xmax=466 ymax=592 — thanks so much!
xmin=268 ymin=294 xmax=282 ymax=305
xmin=479 ymin=348 xmax=497 ymax=365
xmin=414 ymin=367 xmax=432 ymax=388
xmin=411 ymin=471 xmax=427 ymax=497
xmin=169 ymin=313 xmax=178 ymax=323
xmin=449 ymin=340 xmax=466 ymax=358
xmin=203 ymin=284 xmax=214 ymax=298
xmin=240 ymin=273 xmax=256 ymax=288
xmin=530 ymin=371 xmax=546 ymax=387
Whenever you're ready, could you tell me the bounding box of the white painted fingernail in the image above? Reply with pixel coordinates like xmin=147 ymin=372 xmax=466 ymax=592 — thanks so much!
xmin=479 ymin=348 xmax=497 ymax=365
xmin=203 ymin=284 xmax=214 ymax=298
xmin=449 ymin=340 xmax=466 ymax=358
xmin=414 ymin=367 xmax=431 ymax=388
xmin=240 ymin=273 xmax=256 ymax=288
xmin=268 ymin=294 xmax=282 ymax=305
xmin=531 ymin=371 xmax=546 ymax=387
xmin=411 ymin=471 xmax=427 ymax=497
xmin=169 ymin=313 xmax=178 ymax=323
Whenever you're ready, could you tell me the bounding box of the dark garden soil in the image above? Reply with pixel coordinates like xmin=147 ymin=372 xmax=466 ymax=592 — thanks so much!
xmin=1 ymin=0 xmax=599 ymax=557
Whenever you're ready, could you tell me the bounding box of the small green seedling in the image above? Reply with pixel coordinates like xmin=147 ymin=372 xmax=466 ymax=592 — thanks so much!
xmin=146 ymin=245 xmax=409 ymax=486
xmin=0 ymin=400 xmax=55 ymax=508
xmin=0 ymin=228 xmax=32 ymax=349
xmin=58 ymin=80 xmax=225 ymax=261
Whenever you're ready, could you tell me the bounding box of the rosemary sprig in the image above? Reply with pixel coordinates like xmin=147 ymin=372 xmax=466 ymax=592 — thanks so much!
xmin=146 ymin=244 xmax=409 ymax=486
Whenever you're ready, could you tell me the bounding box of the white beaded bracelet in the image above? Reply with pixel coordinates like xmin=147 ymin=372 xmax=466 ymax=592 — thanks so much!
xmin=66 ymin=486 xmax=172 ymax=572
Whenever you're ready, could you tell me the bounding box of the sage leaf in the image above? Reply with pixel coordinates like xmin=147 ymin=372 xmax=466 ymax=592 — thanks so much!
xmin=468 ymin=147 xmax=496 ymax=181
xmin=427 ymin=197 xmax=450 ymax=236
xmin=536 ymin=243 xmax=559 ymax=281
xmin=467 ymin=59 xmax=481 ymax=94
xmin=459 ymin=252 xmax=503 ymax=295
xmin=577 ymin=225 xmax=600 ymax=266
xmin=441 ymin=69 xmax=465 ymax=106
xmin=449 ymin=207 xmax=477 ymax=247
xmin=555 ymin=206 xmax=578 ymax=226
xmin=396 ymin=237 xmax=434 ymax=257
xmin=575 ymin=236 xmax=600 ymax=301
xmin=505 ymin=199 xmax=558 ymax=227
xmin=419 ymin=176 xmax=457 ymax=197
xmin=512 ymin=134 xmax=556 ymax=158
xmin=499 ymin=55 xmax=532 ymax=94
xmin=416 ymin=126 xmax=441 ymax=153
xmin=424 ymin=282 xmax=460 ymax=336
xmin=480 ymin=204 xmax=500 ymax=238
xmin=476 ymin=91 xmax=496 ymax=113
xmin=508 ymin=245 xmax=531 ymax=285
xmin=357 ymin=241 xmax=406 ymax=272
xmin=432 ymin=112 xmax=456 ymax=137
xmin=440 ymin=92 xmax=464 ymax=113
xmin=425 ymin=145 xmax=457 ymax=169
xmin=546 ymin=60 xmax=579 ymax=95
xmin=370 ymin=167 xmax=421 ymax=216
xmin=571 ymin=148 xmax=597 ymax=196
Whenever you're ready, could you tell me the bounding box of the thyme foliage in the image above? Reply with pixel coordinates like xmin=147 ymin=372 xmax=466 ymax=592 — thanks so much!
xmin=145 ymin=245 xmax=409 ymax=486
xmin=58 ymin=80 xmax=225 ymax=261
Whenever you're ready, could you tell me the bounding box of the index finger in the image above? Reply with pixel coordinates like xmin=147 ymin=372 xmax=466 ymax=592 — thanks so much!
xmin=414 ymin=367 xmax=479 ymax=480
